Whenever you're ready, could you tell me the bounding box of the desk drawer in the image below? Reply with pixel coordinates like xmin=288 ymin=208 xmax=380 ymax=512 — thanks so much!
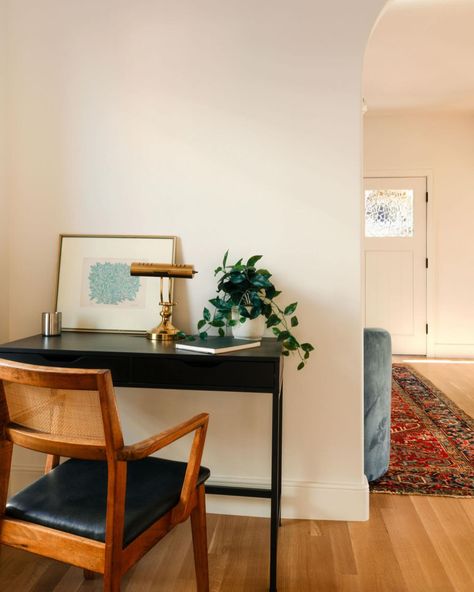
xmin=130 ymin=357 xmax=276 ymax=391
xmin=0 ymin=353 xmax=130 ymax=384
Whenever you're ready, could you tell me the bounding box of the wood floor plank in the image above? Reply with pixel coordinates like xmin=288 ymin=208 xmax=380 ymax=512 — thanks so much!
xmin=218 ymin=515 xmax=268 ymax=591
xmin=123 ymin=526 xmax=189 ymax=592
xmin=0 ymin=549 xmax=50 ymax=592
xmin=52 ymin=567 xmax=87 ymax=592
xmin=323 ymin=520 xmax=357 ymax=576
xmin=29 ymin=561 xmax=69 ymax=592
xmin=279 ymin=519 xmax=338 ymax=592
xmin=461 ymin=497 xmax=474 ymax=530
xmin=380 ymin=495 xmax=457 ymax=591
xmin=349 ymin=494 xmax=409 ymax=592
xmin=412 ymin=496 xmax=474 ymax=591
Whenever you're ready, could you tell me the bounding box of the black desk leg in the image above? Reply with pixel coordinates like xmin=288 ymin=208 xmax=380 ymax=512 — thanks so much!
xmin=278 ymin=385 xmax=283 ymax=526
xmin=270 ymin=384 xmax=282 ymax=592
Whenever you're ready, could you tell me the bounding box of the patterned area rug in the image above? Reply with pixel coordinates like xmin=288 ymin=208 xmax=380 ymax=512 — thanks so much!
xmin=370 ymin=364 xmax=474 ymax=497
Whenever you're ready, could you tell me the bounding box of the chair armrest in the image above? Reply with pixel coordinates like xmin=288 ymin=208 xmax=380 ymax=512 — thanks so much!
xmin=117 ymin=413 xmax=209 ymax=461
xmin=118 ymin=412 xmax=209 ymax=524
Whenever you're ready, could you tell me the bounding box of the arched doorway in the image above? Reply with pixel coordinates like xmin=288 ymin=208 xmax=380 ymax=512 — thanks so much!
xmin=363 ymin=0 xmax=474 ymax=359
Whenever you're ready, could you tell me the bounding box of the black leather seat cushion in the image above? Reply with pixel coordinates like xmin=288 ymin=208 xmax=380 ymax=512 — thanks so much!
xmin=6 ymin=457 xmax=210 ymax=546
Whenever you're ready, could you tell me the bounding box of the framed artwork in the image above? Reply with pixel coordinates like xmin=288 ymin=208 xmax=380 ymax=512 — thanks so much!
xmin=56 ymin=234 xmax=176 ymax=333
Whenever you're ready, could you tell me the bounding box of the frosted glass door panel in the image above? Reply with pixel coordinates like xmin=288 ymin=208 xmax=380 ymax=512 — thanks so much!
xmin=365 ymin=190 xmax=413 ymax=237
xmin=364 ymin=177 xmax=427 ymax=355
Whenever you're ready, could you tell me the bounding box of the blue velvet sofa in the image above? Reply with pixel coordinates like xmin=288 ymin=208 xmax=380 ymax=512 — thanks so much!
xmin=364 ymin=328 xmax=392 ymax=482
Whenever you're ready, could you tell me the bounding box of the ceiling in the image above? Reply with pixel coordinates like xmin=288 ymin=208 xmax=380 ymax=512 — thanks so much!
xmin=363 ymin=0 xmax=474 ymax=112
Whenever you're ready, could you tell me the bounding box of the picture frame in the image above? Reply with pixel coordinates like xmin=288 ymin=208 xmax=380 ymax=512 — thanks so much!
xmin=56 ymin=234 xmax=176 ymax=333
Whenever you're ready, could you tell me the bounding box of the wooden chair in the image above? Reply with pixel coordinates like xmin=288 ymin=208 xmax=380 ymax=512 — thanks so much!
xmin=0 ymin=358 xmax=210 ymax=591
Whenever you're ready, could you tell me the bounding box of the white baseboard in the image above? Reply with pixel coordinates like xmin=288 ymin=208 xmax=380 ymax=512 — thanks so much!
xmin=432 ymin=343 xmax=474 ymax=358
xmin=281 ymin=476 xmax=369 ymax=521
xmin=206 ymin=474 xmax=369 ymax=520
xmin=10 ymin=464 xmax=369 ymax=521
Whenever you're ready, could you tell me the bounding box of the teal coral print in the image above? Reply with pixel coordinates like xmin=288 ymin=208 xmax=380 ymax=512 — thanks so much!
xmin=88 ymin=262 xmax=140 ymax=305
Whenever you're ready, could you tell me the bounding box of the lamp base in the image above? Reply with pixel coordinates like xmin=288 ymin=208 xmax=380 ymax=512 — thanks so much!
xmin=146 ymin=323 xmax=183 ymax=341
xmin=146 ymin=301 xmax=184 ymax=341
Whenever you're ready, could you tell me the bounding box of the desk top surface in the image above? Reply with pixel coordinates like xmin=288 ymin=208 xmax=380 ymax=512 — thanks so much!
xmin=0 ymin=332 xmax=282 ymax=361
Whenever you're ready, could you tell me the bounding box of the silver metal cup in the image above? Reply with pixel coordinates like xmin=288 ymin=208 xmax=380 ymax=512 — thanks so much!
xmin=41 ymin=312 xmax=62 ymax=336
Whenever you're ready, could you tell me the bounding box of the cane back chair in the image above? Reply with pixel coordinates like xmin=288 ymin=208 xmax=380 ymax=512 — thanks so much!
xmin=0 ymin=358 xmax=210 ymax=591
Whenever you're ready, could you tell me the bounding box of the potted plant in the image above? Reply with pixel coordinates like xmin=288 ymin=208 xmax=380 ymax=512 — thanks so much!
xmin=196 ymin=251 xmax=314 ymax=370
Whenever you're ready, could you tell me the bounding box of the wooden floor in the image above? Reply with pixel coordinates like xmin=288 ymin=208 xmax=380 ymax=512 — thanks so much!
xmin=1 ymin=360 xmax=473 ymax=591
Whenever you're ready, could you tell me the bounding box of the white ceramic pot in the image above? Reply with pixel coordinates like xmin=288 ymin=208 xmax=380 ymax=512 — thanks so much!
xmin=231 ymin=308 xmax=265 ymax=339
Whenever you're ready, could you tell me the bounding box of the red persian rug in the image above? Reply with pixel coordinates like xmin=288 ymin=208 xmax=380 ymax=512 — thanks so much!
xmin=370 ymin=364 xmax=474 ymax=497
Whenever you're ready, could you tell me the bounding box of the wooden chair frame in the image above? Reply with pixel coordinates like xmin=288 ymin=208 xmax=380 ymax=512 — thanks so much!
xmin=0 ymin=359 xmax=209 ymax=592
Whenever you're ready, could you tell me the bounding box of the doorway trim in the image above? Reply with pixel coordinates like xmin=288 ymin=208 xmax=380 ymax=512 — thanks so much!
xmin=364 ymin=168 xmax=434 ymax=357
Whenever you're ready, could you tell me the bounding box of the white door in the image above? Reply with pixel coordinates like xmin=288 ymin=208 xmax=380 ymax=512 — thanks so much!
xmin=364 ymin=177 xmax=427 ymax=355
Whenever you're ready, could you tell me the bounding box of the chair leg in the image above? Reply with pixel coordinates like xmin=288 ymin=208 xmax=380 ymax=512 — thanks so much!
xmin=103 ymin=570 xmax=121 ymax=592
xmin=190 ymin=484 xmax=209 ymax=592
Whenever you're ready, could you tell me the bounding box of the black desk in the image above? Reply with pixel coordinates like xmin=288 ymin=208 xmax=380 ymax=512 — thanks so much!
xmin=0 ymin=332 xmax=283 ymax=591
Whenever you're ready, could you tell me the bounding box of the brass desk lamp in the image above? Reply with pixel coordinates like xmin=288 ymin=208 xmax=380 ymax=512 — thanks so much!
xmin=130 ymin=262 xmax=197 ymax=341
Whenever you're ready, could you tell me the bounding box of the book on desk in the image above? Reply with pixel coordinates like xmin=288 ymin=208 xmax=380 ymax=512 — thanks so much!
xmin=175 ymin=337 xmax=261 ymax=355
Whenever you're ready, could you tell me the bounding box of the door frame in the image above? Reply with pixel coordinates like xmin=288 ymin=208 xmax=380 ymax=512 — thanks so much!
xmin=363 ymin=169 xmax=435 ymax=357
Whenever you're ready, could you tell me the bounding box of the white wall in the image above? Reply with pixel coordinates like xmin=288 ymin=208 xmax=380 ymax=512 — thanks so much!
xmin=0 ymin=0 xmax=9 ymax=343
xmin=365 ymin=111 xmax=474 ymax=358
xmin=4 ymin=0 xmax=385 ymax=519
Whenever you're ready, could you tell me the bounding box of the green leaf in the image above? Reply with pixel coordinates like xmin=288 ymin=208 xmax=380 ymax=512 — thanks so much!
xmin=214 ymin=266 xmax=222 ymax=275
xmin=230 ymin=292 xmax=243 ymax=305
xmin=197 ymin=319 xmax=206 ymax=330
xmin=250 ymin=274 xmax=273 ymax=288
xmin=250 ymin=291 xmax=263 ymax=306
xmin=199 ymin=331 xmax=208 ymax=340
xmin=210 ymin=297 xmax=232 ymax=311
xmin=239 ymin=306 xmax=251 ymax=318
xmin=284 ymin=302 xmax=298 ymax=315
xmin=304 ymin=352 xmax=310 ymax=359
xmin=297 ymin=362 xmax=305 ymax=370
xmin=249 ymin=306 xmax=261 ymax=319
xmin=266 ymin=314 xmax=280 ymax=328
xmin=186 ymin=335 xmax=196 ymax=341
xmin=272 ymin=327 xmax=281 ymax=336
xmin=228 ymin=319 xmax=238 ymax=327
xmin=301 ymin=343 xmax=315 ymax=352
xmin=291 ymin=316 xmax=299 ymax=327
xmin=209 ymin=320 xmax=225 ymax=328
xmin=277 ymin=331 xmax=290 ymax=342
xmin=218 ymin=328 xmax=225 ymax=337
xmin=284 ymin=337 xmax=298 ymax=351
xmin=239 ymin=317 xmax=246 ymax=324
xmin=229 ymin=272 xmax=246 ymax=284
xmin=288 ymin=335 xmax=300 ymax=347
xmin=247 ymin=255 xmax=263 ymax=267
xmin=282 ymin=350 xmax=290 ymax=357
xmin=265 ymin=286 xmax=281 ymax=299
xmin=203 ymin=307 xmax=211 ymax=322
xmin=256 ymin=268 xmax=271 ymax=277
xmin=223 ymin=250 xmax=229 ymax=268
